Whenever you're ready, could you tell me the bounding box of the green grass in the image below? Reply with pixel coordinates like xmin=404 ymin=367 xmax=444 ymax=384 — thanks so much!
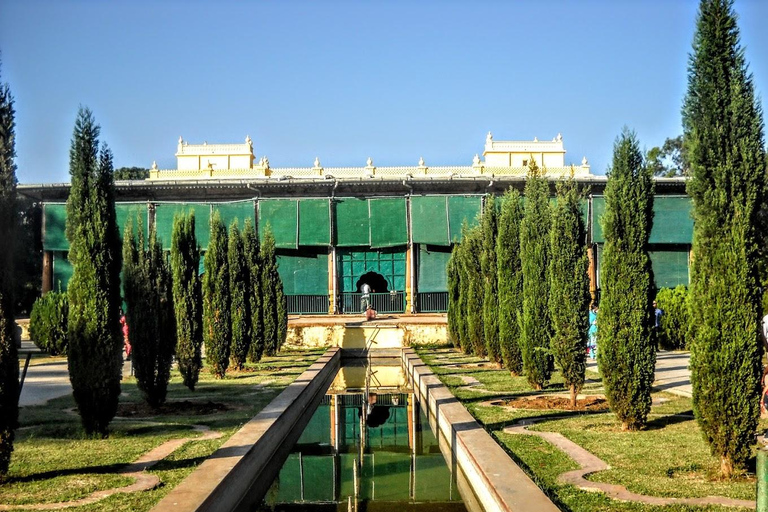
xmin=1 ymin=348 xmax=325 ymax=511
xmin=415 ymin=346 xmax=755 ymax=512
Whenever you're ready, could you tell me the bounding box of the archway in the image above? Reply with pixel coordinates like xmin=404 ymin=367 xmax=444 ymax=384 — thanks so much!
xmin=356 ymin=272 xmax=389 ymax=293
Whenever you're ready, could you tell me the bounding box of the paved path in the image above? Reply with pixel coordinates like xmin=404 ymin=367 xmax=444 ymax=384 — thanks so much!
xmin=587 ymin=350 xmax=691 ymax=398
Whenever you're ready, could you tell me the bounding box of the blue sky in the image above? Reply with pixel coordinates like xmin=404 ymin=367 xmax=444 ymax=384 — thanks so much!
xmin=1 ymin=0 xmax=766 ymax=184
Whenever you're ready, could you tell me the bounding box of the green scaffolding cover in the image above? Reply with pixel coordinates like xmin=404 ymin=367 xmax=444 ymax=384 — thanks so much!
xmin=650 ymin=196 xmax=693 ymax=244
xmin=213 ymin=202 xmax=255 ymax=231
xmin=370 ymin=198 xmax=407 ymax=248
xmin=418 ymin=246 xmax=451 ymax=292
xmin=276 ymin=251 xmax=329 ymax=295
xmin=447 ymin=196 xmax=482 ymax=242
xmin=259 ymin=199 xmax=298 ymax=249
xmin=411 ymin=196 xmax=450 ymax=246
xmin=335 ymin=198 xmax=370 ymax=247
xmin=299 ymin=199 xmax=331 ymax=246
xmin=115 ymin=203 xmax=147 ymax=243
xmin=650 ymin=250 xmax=690 ymax=288
xmin=154 ymin=203 xmax=211 ymax=251
xmin=43 ymin=203 xmax=68 ymax=251
xmin=53 ymin=251 xmax=73 ymax=291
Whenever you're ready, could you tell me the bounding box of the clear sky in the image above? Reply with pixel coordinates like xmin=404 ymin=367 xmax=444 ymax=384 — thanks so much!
xmin=1 ymin=0 xmax=766 ymax=184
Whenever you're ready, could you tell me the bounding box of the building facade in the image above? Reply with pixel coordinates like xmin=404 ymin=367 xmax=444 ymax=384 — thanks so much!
xmin=20 ymin=133 xmax=691 ymax=315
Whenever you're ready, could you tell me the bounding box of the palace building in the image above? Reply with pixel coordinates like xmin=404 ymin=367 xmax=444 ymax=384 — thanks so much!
xmin=19 ymin=132 xmax=691 ymax=315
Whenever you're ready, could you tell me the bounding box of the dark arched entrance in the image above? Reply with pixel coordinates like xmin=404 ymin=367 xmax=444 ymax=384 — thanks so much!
xmin=356 ymin=271 xmax=389 ymax=293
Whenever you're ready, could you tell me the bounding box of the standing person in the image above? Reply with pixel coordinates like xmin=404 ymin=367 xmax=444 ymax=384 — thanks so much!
xmin=588 ymin=304 xmax=598 ymax=358
xmin=653 ymin=301 xmax=663 ymax=341
xmin=120 ymin=310 xmax=131 ymax=360
xmin=360 ymin=282 xmax=371 ymax=313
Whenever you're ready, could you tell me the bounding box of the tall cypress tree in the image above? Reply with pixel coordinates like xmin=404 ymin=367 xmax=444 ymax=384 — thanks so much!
xmin=598 ymin=129 xmax=655 ymax=431
xmin=460 ymin=225 xmax=484 ymax=356
xmin=549 ymin=176 xmax=590 ymax=407
xmin=243 ymin=219 xmax=264 ymax=363
xmin=203 ymin=211 xmax=231 ymax=378
xmin=261 ymin=228 xmax=280 ymax=357
xmin=277 ymin=280 xmax=288 ymax=353
xmin=66 ymin=108 xmax=123 ymax=435
xmin=481 ymin=196 xmax=500 ymax=364
xmin=170 ymin=212 xmax=203 ymax=391
xmin=446 ymin=251 xmax=461 ymax=347
xmin=123 ymin=221 xmax=175 ymax=407
xmin=684 ymin=0 xmax=766 ymax=476
xmin=0 ymin=63 xmax=19 ymax=474
xmin=497 ymin=188 xmax=523 ymax=375
xmin=228 ymin=220 xmax=251 ymax=370
xmin=519 ymin=160 xmax=553 ymax=389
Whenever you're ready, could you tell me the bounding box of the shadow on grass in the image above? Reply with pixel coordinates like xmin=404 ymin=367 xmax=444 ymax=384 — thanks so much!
xmin=643 ymin=410 xmax=695 ymax=431
xmin=4 ymin=463 xmax=128 ymax=484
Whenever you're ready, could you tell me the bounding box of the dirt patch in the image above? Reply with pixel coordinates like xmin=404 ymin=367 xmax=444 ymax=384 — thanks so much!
xmin=116 ymin=400 xmax=231 ymax=417
xmin=455 ymin=362 xmax=499 ymax=369
xmin=493 ymin=395 xmax=609 ymax=412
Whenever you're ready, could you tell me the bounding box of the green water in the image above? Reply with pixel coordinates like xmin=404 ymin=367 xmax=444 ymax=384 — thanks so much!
xmin=257 ymin=391 xmax=466 ymax=512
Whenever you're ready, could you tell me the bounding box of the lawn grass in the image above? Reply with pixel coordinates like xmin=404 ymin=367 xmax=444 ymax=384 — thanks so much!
xmin=416 ymin=346 xmax=755 ymax=512
xmin=1 ymin=348 xmax=325 ymax=511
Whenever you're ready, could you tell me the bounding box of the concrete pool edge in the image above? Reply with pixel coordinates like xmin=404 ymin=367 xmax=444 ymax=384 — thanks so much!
xmin=402 ymin=348 xmax=560 ymax=512
xmin=151 ymin=347 xmax=341 ymax=512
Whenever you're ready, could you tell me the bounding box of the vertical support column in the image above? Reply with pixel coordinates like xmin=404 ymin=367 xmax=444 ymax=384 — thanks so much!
xmin=406 ymin=195 xmax=415 ymax=314
xmin=329 ymin=246 xmax=338 ymax=314
xmin=42 ymin=251 xmax=53 ymax=295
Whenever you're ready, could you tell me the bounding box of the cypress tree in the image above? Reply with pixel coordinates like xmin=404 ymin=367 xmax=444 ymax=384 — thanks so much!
xmin=460 ymin=225 xmax=484 ymax=356
xmin=170 ymin=212 xmax=203 ymax=391
xmin=229 ymin=221 xmax=251 ymax=370
xmin=66 ymin=108 xmax=123 ymax=436
xmin=519 ymin=160 xmax=553 ymax=389
xmin=243 ymin=219 xmax=264 ymax=363
xmin=123 ymin=221 xmax=175 ymax=407
xmin=261 ymin=228 xmax=279 ymax=356
xmin=598 ymin=129 xmax=655 ymax=431
xmin=549 ymin=176 xmax=590 ymax=407
xmin=0 ymin=62 xmax=19 ymax=475
xmin=684 ymin=0 xmax=766 ymax=476
xmin=481 ymin=196 xmax=500 ymax=364
xmin=446 ymin=251 xmax=461 ymax=347
xmin=497 ymin=188 xmax=524 ymax=375
xmin=203 ymin=211 xmax=231 ymax=378
xmin=276 ymin=284 xmax=288 ymax=353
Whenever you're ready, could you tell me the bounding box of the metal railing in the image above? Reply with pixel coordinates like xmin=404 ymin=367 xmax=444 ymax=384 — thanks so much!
xmin=417 ymin=292 xmax=449 ymax=313
xmin=286 ymin=295 xmax=329 ymax=315
xmin=340 ymin=292 xmax=405 ymax=314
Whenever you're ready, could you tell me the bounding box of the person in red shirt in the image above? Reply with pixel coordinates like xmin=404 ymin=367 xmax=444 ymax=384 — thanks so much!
xmin=120 ymin=310 xmax=131 ymax=360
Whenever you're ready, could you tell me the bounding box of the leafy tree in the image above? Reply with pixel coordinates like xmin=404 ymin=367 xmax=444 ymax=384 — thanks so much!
xmin=261 ymin=228 xmax=280 ymax=356
xmin=683 ymin=0 xmax=766 ymax=477
xmin=481 ymin=196 xmax=500 ymax=364
xmin=497 ymin=189 xmax=524 ymax=375
xmin=655 ymin=286 xmax=690 ymax=350
xmin=113 ymin=166 xmax=149 ymax=180
xmin=29 ymin=290 xmax=68 ymax=355
xmin=459 ymin=224 xmax=484 ymax=356
xmin=243 ymin=219 xmax=264 ymax=362
xmin=203 ymin=211 xmax=231 ymax=378
xmin=122 ymin=221 xmax=175 ymax=407
xmin=0 ymin=61 xmax=19 ymax=474
xmin=549 ymin=176 xmax=590 ymax=407
xmin=446 ymin=251 xmax=461 ymax=347
xmin=646 ymin=136 xmax=688 ymax=177
xmin=519 ymin=160 xmax=553 ymax=389
xmin=65 ymin=108 xmax=123 ymax=436
xmin=170 ymin=212 xmax=203 ymax=391
xmin=228 ymin=221 xmax=251 ymax=370
xmin=598 ymin=129 xmax=655 ymax=431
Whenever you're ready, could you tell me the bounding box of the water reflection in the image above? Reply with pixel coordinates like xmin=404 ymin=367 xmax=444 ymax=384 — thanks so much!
xmin=257 ymin=360 xmax=466 ymax=511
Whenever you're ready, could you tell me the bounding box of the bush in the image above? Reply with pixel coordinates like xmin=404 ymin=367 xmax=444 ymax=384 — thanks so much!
xmin=29 ymin=292 xmax=69 ymax=355
xmin=655 ymin=286 xmax=689 ymax=350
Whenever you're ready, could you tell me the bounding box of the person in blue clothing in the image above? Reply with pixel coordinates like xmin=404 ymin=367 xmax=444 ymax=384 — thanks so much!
xmin=588 ymin=303 xmax=598 ymax=358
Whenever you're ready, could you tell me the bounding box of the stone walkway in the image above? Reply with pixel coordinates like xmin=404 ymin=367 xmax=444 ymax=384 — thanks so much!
xmin=0 ymin=424 xmax=222 ymax=511
xmin=505 ymin=416 xmax=754 ymax=509
xmin=587 ymin=350 xmax=692 ymax=397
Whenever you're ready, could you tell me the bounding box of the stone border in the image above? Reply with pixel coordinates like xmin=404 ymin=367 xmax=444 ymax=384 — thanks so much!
xmin=402 ymin=348 xmax=560 ymax=512
xmin=151 ymin=347 xmax=341 ymax=512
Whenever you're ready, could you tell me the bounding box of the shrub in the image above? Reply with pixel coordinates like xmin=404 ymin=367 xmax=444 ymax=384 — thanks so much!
xmin=29 ymin=291 xmax=69 ymax=355
xmin=202 ymin=211 xmax=231 ymax=378
xmin=655 ymin=286 xmax=689 ymax=350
